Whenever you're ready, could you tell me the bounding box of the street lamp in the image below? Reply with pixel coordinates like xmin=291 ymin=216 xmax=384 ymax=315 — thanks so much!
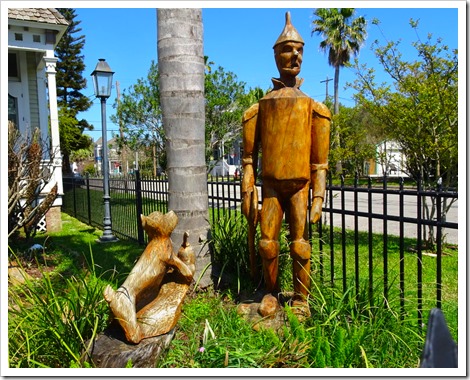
xmin=91 ymin=58 xmax=118 ymax=242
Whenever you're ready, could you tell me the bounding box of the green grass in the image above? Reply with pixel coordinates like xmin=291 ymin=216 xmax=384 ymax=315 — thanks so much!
xmin=8 ymin=212 xmax=458 ymax=368
xmin=62 ymin=186 xmax=167 ymax=242
xmin=308 ymin=225 xmax=458 ymax=340
xmin=8 ymin=214 xmax=148 ymax=368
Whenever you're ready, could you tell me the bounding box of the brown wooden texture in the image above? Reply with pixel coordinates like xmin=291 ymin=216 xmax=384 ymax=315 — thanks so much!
xmin=89 ymin=324 xmax=174 ymax=368
xmin=241 ymin=11 xmax=331 ymax=309
xmin=103 ymin=211 xmax=195 ymax=344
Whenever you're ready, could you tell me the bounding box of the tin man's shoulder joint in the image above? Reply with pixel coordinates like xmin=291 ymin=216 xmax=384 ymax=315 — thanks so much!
xmin=243 ymin=103 xmax=259 ymax=123
xmin=312 ymin=101 xmax=332 ymax=120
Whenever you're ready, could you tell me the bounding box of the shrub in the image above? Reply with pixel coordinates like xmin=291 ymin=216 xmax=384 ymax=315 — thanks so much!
xmin=8 ymin=122 xmax=58 ymax=240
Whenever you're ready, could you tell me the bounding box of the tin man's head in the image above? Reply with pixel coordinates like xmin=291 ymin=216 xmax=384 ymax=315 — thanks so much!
xmin=273 ymin=12 xmax=305 ymax=79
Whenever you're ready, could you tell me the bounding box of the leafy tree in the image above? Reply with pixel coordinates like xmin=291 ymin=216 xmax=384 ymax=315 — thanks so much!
xmin=350 ymin=19 xmax=458 ymax=247
xmin=329 ymin=105 xmax=378 ymax=176
xmin=56 ymin=8 xmax=93 ymax=173
xmin=115 ymin=57 xmax=258 ymax=174
xmin=111 ymin=61 xmax=164 ymax=176
xmin=311 ymin=8 xmax=367 ymax=174
xmin=58 ymin=108 xmax=93 ymax=170
xmin=204 ymin=62 xmax=251 ymax=166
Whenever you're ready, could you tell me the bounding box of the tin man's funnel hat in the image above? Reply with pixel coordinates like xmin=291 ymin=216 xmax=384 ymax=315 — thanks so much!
xmin=273 ymin=11 xmax=305 ymax=48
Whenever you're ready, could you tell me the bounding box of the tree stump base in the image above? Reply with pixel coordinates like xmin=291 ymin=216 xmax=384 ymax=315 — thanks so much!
xmin=89 ymin=322 xmax=174 ymax=368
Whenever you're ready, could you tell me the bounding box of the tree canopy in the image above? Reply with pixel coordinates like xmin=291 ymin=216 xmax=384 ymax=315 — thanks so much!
xmin=204 ymin=62 xmax=252 ymax=164
xmin=111 ymin=60 xmax=163 ymax=175
xmin=56 ymin=8 xmax=93 ymax=173
xmin=113 ymin=58 xmax=262 ymax=171
xmin=329 ymin=105 xmax=378 ymax=176
xmin=349 ymin=19 xmax=458 ymax=247
xmin=350 ymin=19 xmax=458 ymax=189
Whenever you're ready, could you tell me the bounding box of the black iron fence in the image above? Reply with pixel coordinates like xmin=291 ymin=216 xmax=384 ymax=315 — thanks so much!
xmin=62 ymin=171 xmax=458 ymax=327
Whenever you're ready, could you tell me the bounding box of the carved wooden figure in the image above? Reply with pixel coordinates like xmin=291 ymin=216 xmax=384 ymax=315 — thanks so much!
xmin=241 ymin=12 xmax=331 ymax=315
xmin=103 ymin=211 xmax=195 ymax=344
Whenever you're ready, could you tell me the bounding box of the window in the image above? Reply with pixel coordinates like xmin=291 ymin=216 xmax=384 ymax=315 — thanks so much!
xmin=8 ymin=94 xmax=18 ymax=128
xmin=8 ymin=53 xmax=19 ymax=79
xmin=45 ymin=30 xmax=56 ymax=44
xmin=33 ymin=35 xmax=41 ymax=43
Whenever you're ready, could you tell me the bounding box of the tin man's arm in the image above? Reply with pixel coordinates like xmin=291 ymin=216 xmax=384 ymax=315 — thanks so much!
xmin=241 ymin=103 xmax=259 ymax=224
xmin=310 ymin=102 xmax=331 ymax=224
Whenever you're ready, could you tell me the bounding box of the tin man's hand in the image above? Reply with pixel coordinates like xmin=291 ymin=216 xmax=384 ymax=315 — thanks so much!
xmin=310 ymin=197 xmax=323 ymax=224
xmin=241 ymin=165 xmax=255 ymax=219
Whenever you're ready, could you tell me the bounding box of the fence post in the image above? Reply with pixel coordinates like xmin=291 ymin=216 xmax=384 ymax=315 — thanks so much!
xmin=436 ymin=178 xmax=443 ymax=309
xmin=367 ymin=176 xmax=374 ymax=307
xmin=340 ymin=174 xmax=346 ymax=293
xmin=417 ymin=176 xmax=423 ymax=331
xmin=399 ymin=176 xmax=405 ymax=319
xmin=86 ymin=173 xmax=91 ymax=225
xmin=135 ymin=169 xmax=145 ymax=245
xmin=328 ymin=172 xmax=334 ymax=286
xmin=382 ymin=173 xmax=389 ymax=305
xmin=72 ymin=177 xmax=77 ymax=218
xmin=353 ymin=172 xmax=359 ymax=297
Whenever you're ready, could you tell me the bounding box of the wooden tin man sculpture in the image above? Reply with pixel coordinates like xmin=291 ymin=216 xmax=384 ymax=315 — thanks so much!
xmin=241 ymin=11 xmax=331 ymax=314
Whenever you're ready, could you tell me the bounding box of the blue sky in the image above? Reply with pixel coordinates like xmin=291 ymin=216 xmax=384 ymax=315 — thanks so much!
xmin=69 ymin=3 xmax=461 ymax=142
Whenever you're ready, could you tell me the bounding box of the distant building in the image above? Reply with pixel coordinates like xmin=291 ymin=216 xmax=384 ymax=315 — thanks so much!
xmin=366 ymin=140 xmax=408 ymax=177
xmin=209 ymin=138 xmax=241 ymax=176
xmin=94 ymin=137 xmax=122 ymax=176
xmin=8 ymin=8 xmax=69 ymax=232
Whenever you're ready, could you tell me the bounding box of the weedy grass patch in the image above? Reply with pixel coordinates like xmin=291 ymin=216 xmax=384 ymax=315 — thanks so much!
xmin=7 ymin=212 xmax=458 ymax=368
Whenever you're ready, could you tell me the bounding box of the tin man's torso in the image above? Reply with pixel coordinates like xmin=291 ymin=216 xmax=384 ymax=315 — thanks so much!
xmin=258 ymin=85 xmax=313 ymax=182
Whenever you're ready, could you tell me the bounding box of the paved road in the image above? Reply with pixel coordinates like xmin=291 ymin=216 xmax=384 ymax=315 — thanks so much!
xmin=323 ymin=190 xmax=458 ymax=246
xmin=208 ymin=182 xmax=459 ymax=246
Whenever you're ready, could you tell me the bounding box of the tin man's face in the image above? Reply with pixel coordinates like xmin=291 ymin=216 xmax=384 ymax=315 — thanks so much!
xmin=275 ymin=41 xmax=304 ymax=78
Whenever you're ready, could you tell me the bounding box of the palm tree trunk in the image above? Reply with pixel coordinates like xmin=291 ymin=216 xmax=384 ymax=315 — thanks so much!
xmin=157 ymin=8 xmax=211 ymax=286
xmin=333 ymin=65 xmax=340 ymax=115
xmin=333 ymin=65 xmax=342 ymax=174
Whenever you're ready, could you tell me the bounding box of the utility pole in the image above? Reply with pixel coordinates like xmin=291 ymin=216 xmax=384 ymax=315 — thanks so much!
xmin=320 ymin=76 xmax=332 ymax=102
xmin=116 ymin=81 xmax=128 ymax=175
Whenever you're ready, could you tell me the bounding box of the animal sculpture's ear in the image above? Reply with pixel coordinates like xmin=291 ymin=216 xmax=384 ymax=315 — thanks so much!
xmin=141 ymin=214 xmax=147 ymax=227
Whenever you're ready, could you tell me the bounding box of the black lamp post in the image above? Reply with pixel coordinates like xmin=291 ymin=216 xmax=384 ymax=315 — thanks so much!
xmin=91 ymin=58 xmax=118 ymax=242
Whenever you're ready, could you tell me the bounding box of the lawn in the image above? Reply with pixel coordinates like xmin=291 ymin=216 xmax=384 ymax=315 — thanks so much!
xmin=7 ymin=212 xmax=458 ymax=369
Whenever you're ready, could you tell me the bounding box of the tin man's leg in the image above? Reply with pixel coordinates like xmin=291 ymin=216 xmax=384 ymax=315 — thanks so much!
xmin=259 ymin=185 xmax=284 ymax=294
xmin=288 ymin=184 xmax=311 ymax=303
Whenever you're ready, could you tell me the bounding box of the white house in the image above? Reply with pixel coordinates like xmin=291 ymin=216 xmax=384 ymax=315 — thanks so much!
xmin=367 ymin=140 xmax=409 ymax=177
xmin=8 ymin=8 xmax=69 ymax=232
xmin=94 ymin=137 xmax=123 ymax=176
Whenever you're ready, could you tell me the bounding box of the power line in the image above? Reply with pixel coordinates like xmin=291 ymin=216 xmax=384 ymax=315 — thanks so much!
xmin=320 ymin=76 xmax=333 ymax=101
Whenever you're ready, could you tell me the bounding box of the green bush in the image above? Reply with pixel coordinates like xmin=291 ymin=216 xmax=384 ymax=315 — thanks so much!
xmin=82 ymin=162 xmax=96 ymax=176
xmin=209 ymin=212 xmax=251 ymax=293
xmin=209 ymin=212 xmax=293 ymax=294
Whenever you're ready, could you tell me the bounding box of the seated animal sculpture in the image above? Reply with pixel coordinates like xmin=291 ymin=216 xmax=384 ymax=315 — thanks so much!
xmin=103 ymin=211 xmax=195 ymax=344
